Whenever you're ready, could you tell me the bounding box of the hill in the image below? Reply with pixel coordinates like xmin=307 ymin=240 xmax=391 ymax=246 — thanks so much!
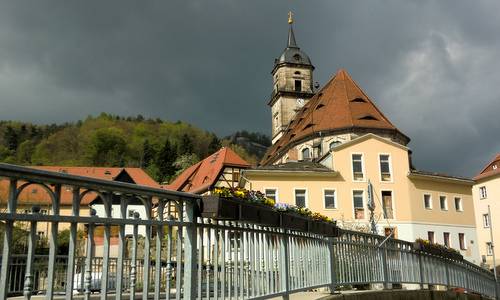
xmin=0 ymin=113 xmax=268 ymax=184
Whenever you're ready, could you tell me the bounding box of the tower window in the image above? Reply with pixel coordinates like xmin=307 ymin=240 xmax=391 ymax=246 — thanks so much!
xmin=294 ymin=71 xmax=301 ymax=75
xmin=294 ymin=80 xmax=301 ymax=92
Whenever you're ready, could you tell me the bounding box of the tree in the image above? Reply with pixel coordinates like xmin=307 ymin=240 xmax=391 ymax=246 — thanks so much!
xmin=4 ymin=126 xmax=18 ymax=151
xmin=17 ymin=140 xmax=36 ymax=164
xmin=86 ymin=127 xmax=127 ymax=166
xmin=142 ymin=139 xmax=155 ymax=168
xmin=207 ymin=134 xmax=221 ymax=154
xmin=178 ymin=133 xmax=194 ymax=154
xmin=173 ymin=153 xmax=199 ymax=177
xmin=156 ymin=139 xmax=178 ymax=183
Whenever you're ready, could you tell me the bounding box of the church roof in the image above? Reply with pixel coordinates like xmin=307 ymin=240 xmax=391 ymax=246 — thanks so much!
xmin=166 ymin=147 xmax=250 ymax=194
xmin=261 ymin=69 xmax=410 ymax=165
xmin=474 ymin=153 xmax=500 ymax=181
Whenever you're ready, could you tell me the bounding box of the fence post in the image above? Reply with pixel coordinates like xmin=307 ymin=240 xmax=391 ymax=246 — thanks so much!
xmin=381 ymin=245 xmax=390 ymax=289
xmin=0 ymin=179 xmax=17 ymax=300
xmin=418 ymin=252 xmax=425 ymax=290
xmin=183 ymin=199 xmax=198 ymax=299
xmin=280 ymin=229 xmax=290 ymax=300
xmin=444 ymin=261 xmax=450 ymax=290
xmin=328 ymin=238 xmax=337 ymax=294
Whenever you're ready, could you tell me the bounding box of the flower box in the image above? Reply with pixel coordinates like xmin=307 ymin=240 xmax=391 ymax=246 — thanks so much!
xmin=200 ymin=196 xmax=239 ymax=220
xmin=280 ymin=212 xmax=309 ymax=232
xmin=308 ymin=220 xmax=339 ymax=237
xmin=200 ymin=196 xmax=280 ymax=226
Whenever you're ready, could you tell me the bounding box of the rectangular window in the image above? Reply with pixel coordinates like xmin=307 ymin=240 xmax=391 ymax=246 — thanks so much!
xmin=353 ymin=190 xmax=364 ymax=219
xmin=294 ymin=80 xmax=302 ymax=92
xmin=443 ymin=232 xmax=450 ymax=248
xmin=454 ymin=197 xmax=463 ymax=212
xmin=428 ymin=231 xmax=435 ymax=243
xmin=324 ymin=189 xmax=336 ymax=209
xmin=352 ymin=154 xmax=364 ymax=181
xmin=265 ymin=189 xmax=277 ymax=201
xmin=424 ymin=194 xmax=432 ymax=210
xmin=379 ymin=154 xmax=391 ymax=181
xmin=483 ymin=213 xmax=490 ymax=228
xmin=295 ymin=189 xmax=306 ymax=208
xmin=382 ymin=191 xmax=393 ymax=219
xmin=439 ymin=196 xmax=448 ymax=211
xmin=479 ymin=186 xmax=487 ymax=199
xmin=487 ymin=242 xmax=493 ymax=256
xmin=459 ymin=233 xmax=466 ymax=250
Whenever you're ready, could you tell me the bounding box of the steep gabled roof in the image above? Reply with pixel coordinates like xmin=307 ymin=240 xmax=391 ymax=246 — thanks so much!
xmin=0 ymin=166 xmax=160 ymax=206
xmin=167 ymin=147 xmax=250 ymax=193
xmin=261 ymin=69 xmax=410 ymax=165
xmin=474 ymin=153 xmax=500 ymax=181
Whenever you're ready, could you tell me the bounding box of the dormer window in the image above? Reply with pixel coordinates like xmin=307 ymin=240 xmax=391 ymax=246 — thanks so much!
xmin=301 ymin=148 xmax=310 ymax=160
xmin=293 ymin=54 xmax=301 ymax=61
xmin=329 ymin=141 xmax=341 ymax=150
xmin=351 ymin=97 xmax=367 ymax=103
xmin=358 ymin=114 xmax=378 ymax=121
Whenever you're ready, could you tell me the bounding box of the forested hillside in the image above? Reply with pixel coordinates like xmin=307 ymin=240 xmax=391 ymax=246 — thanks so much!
xmin=0 ymin=113 xmax=266 ymax=184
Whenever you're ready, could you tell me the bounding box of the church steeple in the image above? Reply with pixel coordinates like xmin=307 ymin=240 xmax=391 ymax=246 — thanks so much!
xmin=268 ymin=12 xmax=315 ymax=144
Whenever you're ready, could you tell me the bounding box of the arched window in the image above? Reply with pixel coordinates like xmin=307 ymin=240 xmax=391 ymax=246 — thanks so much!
xmin=294 ymin=71 xmax=301 ymax=75
xmin=329 ymin=141 xmax=341 ymax=150
xmin=301 ymin=148 xmax=310 ymax=160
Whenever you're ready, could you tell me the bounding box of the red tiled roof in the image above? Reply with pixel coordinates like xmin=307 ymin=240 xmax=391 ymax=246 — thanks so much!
xmin=261 ymin=69 xmax=409 ymax=165
xmin=0 ymin=166 xmax=160 ymax=206
xmin=168 ymin=147 xmax=250 ymax=193
xmin=474 ymin=153 xmax=500 ymax=181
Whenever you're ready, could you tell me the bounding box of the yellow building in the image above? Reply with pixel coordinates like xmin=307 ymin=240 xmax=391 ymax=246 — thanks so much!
xmin=241 ymin=19 xmax=479 ymax=263
xmin=473 ymin=153 xmax=500 ymax=269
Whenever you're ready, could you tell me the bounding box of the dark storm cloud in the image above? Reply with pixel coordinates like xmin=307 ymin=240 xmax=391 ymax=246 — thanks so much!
xmin=0 ymin=1 xmax=498 ymax=177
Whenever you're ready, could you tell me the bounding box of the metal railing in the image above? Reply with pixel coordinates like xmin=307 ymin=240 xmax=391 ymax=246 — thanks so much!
xmin=0 ymin=163 xmax=498 ymax=299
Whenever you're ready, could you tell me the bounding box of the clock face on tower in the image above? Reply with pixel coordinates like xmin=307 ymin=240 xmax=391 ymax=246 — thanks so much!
xmin=296 ymin=98 xmax=305 ymax=107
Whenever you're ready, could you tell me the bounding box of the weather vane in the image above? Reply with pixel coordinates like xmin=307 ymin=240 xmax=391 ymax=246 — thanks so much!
xmin=288 ymin=11 xmax=294 ymax=24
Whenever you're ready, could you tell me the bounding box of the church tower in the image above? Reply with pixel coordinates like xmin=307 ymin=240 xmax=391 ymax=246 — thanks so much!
xmin=269 ymin=12 xmax=315 ymax=144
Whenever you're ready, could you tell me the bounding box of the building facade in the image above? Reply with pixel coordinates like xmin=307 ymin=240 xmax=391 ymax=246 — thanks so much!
xmin=473 ymin=153 xmax=500 ymax=269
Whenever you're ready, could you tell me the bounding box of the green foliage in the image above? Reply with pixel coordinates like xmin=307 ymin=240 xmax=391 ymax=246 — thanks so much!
xmin=0 ymin=114 xmax=268 ymax=182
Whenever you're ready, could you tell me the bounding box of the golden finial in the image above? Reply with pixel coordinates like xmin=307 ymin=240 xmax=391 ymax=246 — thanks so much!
xmin=288 ymin=11 xmax=294 ymax=24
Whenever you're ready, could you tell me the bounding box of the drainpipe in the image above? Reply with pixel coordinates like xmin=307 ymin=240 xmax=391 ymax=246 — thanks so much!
xmin=487 ymin=205 xmax=499 ymax=298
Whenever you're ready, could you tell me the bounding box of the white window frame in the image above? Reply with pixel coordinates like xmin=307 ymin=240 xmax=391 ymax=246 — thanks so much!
xmin=454 ymin=197 xmax=463 ymax=212
xmin=351 ymin=152 xmax=366 ymax=182
xmin=264 ymin=188 xmax=279 ymax=202
xmin=378 ymin=153 xmax=393 ymax=183
xmin=443 ymin=232 xmax=450 ymax=248
xmin=458 ymin=233 xmax=467 ymax=250
xmin=323 ymin=188 xmax=337 ymax=210
xmin=487 ymin=242 xmax=493 ymax=256
xmin=294 ymin=188 xmax=308 ymax=208
xmin=301 ymin=147 xmax=311 ymax=160
xmin=380 ymin=190 xmax=395 ymax=219
xmin=423 ymin=194 xmax=432 ymax=210
xmin=439 ymin=195 xmax=448 ymax=211
xmin=479 ymin=186 xmax=487 ymax=199
xmin=483 ymin=213 xmax=490 ymax=228
xmin=427 ymin=231 xmax=435 ymax=243
xmin=352 ymin=189 xmax=366 ymax=220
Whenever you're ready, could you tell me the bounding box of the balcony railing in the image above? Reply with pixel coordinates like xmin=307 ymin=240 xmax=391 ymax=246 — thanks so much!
xmin=0 ymin=163 xmax=498 ymax=299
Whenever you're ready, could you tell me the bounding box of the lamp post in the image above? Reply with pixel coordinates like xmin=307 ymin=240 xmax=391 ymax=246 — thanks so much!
xmin=488 ymin=204 xmax=498 ymax=283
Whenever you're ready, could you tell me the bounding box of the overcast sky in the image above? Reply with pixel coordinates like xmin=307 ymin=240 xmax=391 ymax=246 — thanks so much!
xmin=0 ymin=1 xmax=499 ymax=177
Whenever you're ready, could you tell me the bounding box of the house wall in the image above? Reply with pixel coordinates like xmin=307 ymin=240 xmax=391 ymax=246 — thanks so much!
xmin=473 ymin=174 xmax=500 ymax=267
xmin=246 ymin=135 xmax=478 ymax=263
